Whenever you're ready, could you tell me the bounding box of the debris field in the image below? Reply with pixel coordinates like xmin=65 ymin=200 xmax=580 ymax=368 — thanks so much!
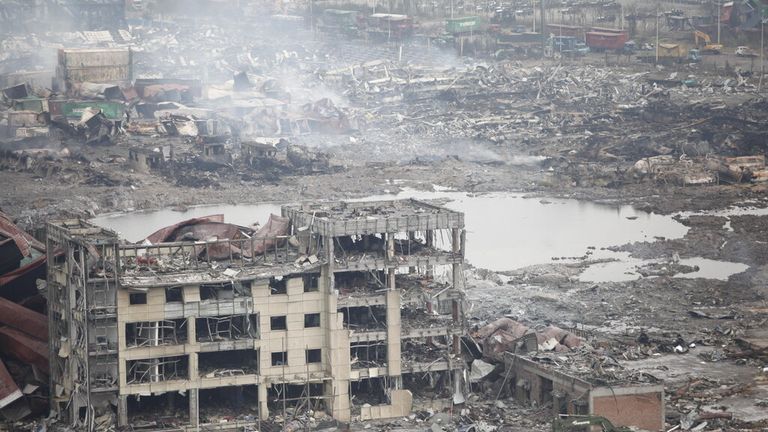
xmin=0 ymin=1 xmax=767 ymax=431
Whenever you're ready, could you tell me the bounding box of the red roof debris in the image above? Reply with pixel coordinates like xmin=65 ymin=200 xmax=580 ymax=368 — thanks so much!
xmin=0 ymin=297 xmax=47 ymax=341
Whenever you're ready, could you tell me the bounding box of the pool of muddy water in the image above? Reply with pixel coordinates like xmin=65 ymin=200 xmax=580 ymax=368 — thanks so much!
xmin=92 ymin=189 xmax=696 ymax=273
xmin=91 ymin=189 xmax=751 ymax=279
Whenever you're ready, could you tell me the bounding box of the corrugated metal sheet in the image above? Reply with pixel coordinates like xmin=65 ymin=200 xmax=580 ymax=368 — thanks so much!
xmin=0 ymin=254 xmax=45 ymax=302
xmin=58 ymin=48 xmax=130 ymax=67
xmin=0 ymin=297 xmax=47 ymax=341
xmin=12 ymin=98 xmax=47 ymax=112
xmin=0 ymin=237 xmax=22 ymax=275
xmin=0 ymin=359 xmax=22 ymax=410
xmin=0 ymin=327 xmax=48 ymax=372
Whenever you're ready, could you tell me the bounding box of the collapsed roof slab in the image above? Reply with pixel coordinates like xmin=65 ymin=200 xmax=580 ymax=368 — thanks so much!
xmin=504 ymin=353 xmax=664 ymax=432
xmin=282 ymin=199 xmax=464 ymax=237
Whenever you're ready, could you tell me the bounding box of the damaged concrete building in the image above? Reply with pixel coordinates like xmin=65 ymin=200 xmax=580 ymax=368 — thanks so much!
xmin=502 ymin=353 xmax=665 ymax=432
xmin=45 ymin=199 xmax=466 ymax=429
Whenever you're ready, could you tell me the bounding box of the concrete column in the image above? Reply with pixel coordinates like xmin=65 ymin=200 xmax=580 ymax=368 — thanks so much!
xmin=117 ymin=395 xmax=128 ymax=427
xmin=187 ymin=317 xmax=196 ymax=346
xmin=326 ymin=234 xmax=334 ymax=271
xmin=386 ymin=272 xmax=401 ymax=377
xmin=188 ymin=353 xmax=198 ymax=380
xmin=386 ymin=234 xmax=395 ymax=260
xmin=452 ymin=300 xmax=461 ymax=355
xmin=323 ymin=234 xmax=350 ymax=423
xmin=322 ymin=237 xmax=337 ymax=374
xmin=426 ymin=300 xmax=434 ymax=345
xmin=451 ymin=228 xmax=460 ymax=255
xmin=326 ymin=379 xmax=350 ymax=423
xmin=258 ymin=385 xmax=269 ymax=420
xmin=188 ymin=389 xmax=199 ymax=428
xmin=327 ymin=324 xmax=351 ymax=422
xmin=408 ymin=232 xmax=416 ymax=273
xmin=425 ymin=230 xmax=434 ymax=277
xmin=531 ymin=375 xmax=543 ymax=405
xmin=451 ymin=228 xmax=462 ymax=355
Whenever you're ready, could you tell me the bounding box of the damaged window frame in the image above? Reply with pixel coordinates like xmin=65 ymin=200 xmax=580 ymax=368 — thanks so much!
xmin=303 ymin=273 xmax=320 ymax=292
xmin=165 ymin=286 xmax=183 ymax=303
xmin=196 ymin=314 xmax=259 ymax=342
xmin=200 ymin=281 xmax=250 ymax=301
xmin=125 ymin=319 xmax=188 ymax=348
xmin=269 ymin=276 xmax=287 ymax=295
xmin=198 ymin=349 xmax=259 ymax=377
xmin=127 ymin=355 xmax=189 ymax=384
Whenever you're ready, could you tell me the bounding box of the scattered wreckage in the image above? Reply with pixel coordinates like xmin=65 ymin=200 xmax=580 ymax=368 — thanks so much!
xmin=1 ymin=44 xmax=351 ymax=187
xmin=0 ymin=212 xmax=48 ymax=422
xmin=1 ymin=5 xmax=768 ymax=432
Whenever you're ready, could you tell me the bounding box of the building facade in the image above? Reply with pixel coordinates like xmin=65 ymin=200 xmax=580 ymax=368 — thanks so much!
xmin=47 ymin=199 xmax=465 ymax=430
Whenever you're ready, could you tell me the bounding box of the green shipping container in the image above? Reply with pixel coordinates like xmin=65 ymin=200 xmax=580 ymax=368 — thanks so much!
xmin=13 ymin=98 xmax=47 ymax=112
xmin=51 ymin=100 xmax=125 ymax=121
xmin=446 ymin=16 xmax=484 ymax=34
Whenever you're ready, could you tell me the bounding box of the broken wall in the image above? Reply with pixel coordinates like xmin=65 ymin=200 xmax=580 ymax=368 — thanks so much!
xmin=590 ymin=385 xmax=665 ymax=432
xmin=359 ymin=389 xmax=412 ymax=421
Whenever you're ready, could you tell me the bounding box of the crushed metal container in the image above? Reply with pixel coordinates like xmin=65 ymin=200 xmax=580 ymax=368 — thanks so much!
xmin=49 ymin=100 xmax=126 ymax=121
xmin=54 ymin=48 xmax=133 ymax=92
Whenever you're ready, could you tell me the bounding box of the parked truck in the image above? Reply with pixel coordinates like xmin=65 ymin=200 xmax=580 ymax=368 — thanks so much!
xmin=637 ymin=43 xmax=700 ymax=64
xmin=365 ymin=13 xmax=414 ymax=41
xmin=546 ymin=23 xmax=583 ymax=38
xmin=551 ymin=36 xmax=590 ymax=57
xmin=318 ymin=9 xmax=362 ymax=36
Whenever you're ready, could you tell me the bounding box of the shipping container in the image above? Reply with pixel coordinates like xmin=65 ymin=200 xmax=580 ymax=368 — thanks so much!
xmin=5 ymin=111 xmax=49 ymax=138
xmin=585 ymin=31 xmax=628 ymax=51
xmin=7 ymin=111 xmax=46 ymax=128
xmin=546 ymin=24 xmax=583 ymax=38
xmin=133 ymin=78 xmax=203 ymax=102
xmin=446 ymin=16 xmax=485 ymax=35
xmin=320 ymin=9 xmax=360 ymax=29
xmin=54 ymin=48 xmax=132 ymax=92
xmin=366 ymin=14 xmax=414 ymax=41
xmin=49 ymin=100 xmax=125 ymax=121
xmin=589 ymin=26 xmax=627 ymax=34
xmin=12 ymin=98 xmax=48 ymax=113
xmin=0 ymin=70 xmax=53 ymax=89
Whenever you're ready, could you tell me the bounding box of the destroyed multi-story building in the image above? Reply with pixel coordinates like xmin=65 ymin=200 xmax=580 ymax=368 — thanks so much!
xmin=46 ymin=199 xmax=466 ymax=429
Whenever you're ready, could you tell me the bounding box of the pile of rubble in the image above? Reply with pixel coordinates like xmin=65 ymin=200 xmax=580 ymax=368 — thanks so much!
xmin=0 ymin=211 xmax=48 ymax=422
xmin=1 ymin=21 xmax=357 ymax=191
